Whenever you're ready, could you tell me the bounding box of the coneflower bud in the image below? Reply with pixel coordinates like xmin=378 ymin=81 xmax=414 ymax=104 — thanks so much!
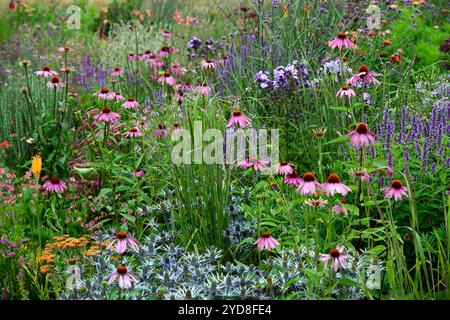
xmin=312 ymin=128 xmax=327 ymax=137
xmin=404 ymin=232 xmax=410 ymax=242
xmin=388 ymin=55 xmax=401 ymax=63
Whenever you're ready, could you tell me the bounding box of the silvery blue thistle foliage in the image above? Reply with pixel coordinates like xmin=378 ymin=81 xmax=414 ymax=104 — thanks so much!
xmin=63 ymin=218 xmax=379 ymax=300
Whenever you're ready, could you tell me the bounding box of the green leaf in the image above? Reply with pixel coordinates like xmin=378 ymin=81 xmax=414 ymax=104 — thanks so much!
xmin=324 ymin=135 xmax=347 ymax=145
xmin=120 ymin=213 xmax=136 ymax=224
xmin=368 ymin=245 xmax=386 ymax=254
xmin=92 ymin=218 xmax=111 ymax=229
xmin=73 ymin=166 xmax=95 ymax=176
xmin=330 ymin=106 xmax=349 ymax=112
xmin=338 ymin=277 xmax=359 ymax=287
xmin=97 ymin=188 xmax=113 ymax=199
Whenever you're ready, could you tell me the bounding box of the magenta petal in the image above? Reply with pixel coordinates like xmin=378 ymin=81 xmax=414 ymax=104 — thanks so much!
xmin=332 ymin=258 xmax=339 ymax=272
xmin=119 ymin=275 xmax=125 ymax=288
xmin=108 ymin=272 xmax=118 ymax=284
xmin=116 ymin=239 xmax=126 ymax=253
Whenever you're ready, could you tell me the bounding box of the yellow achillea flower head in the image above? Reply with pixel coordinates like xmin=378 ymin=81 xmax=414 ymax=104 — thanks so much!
xmin=31 ymin=155 xmax=42 ymax=179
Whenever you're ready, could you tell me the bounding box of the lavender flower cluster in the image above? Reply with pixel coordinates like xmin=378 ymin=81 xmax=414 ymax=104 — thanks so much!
xmin=187 ymin=37 xmax=226 ymax=59
xmin=0 ymin=238 xmax=29 ymax=258
xmin=318 ymin=56 xmax=353 ymax=82
xmin=73 ymin=56 xmax=108 ymax=93
xmin=375 ymin=75 xmax=450 ymax=173
xmin=255 ymin=60 xmax=310 ymax=90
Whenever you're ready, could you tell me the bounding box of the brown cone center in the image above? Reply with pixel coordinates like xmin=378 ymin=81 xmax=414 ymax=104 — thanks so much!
xmin=327 ymin=174 xmax=341 ymax=183
xmin=303 ymin=172 xmax=316 ymax=182
xmin=391 ymin=180 xmax=402 ymax=189
xmin=355 ymin=122 xmax=369 ymax=134
xmin=50 ymin=177 xmax=60 ymax=184
xmin=117 ymin=265 xmax=127 ymax=274
xmin=330 ymin=248 xmax=341 ymax=257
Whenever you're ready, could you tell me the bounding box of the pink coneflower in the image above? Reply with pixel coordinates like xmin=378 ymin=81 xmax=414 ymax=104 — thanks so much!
xmin=200 ymin=59 xmax=218 ymax=70
xmin=112 ymin=92 xmax=125 ymax=102
xmin=43 ymin=177 xmax=67 ymax=193
xmin=108 ymin=231 xmax=139 ymax=253
xmin=250 ymin=157 xmax=269 ymax=172
xmin=332 ymin=205 xmax=348 ymax=217
xmin=128 ymin=53 xmax=136 ymax=61
xmin=138 ymin=53 xmax=146 ymax=61
xmin=328 ymin=32 xmax=356 ymax=50
xmin=123 ymin=98 xmax=140 ymax=109
xmin=131 ymin=169 xmax=145 ymax=178
xmin=171 ymin=123 xmax=182 ymax=139
xmin=336 ymin=86 xmax=355 ymax=99
xmin=254 ymin=232 xmax=279 ymax=251
xmin=162 ymin=30 xmax=172 ymax=38
xmin=347 ymin=65 xmax=381 ymax=87
xmin=46 ymin=76 xmax=65 ymax=89
xmin=297 ymin=172 xmax=322 ymax=196
xmin=305 ymin=198 xmax=328 ymax=207
xmin=276 ymin=162 xmax=294 ymax=175
xmin=143 ymin=50 xmax=153 ymax=58
xmin=123 ymin=127 xmax=142 ymax=138
xmin=158 ymin=72 xmax=176 ymax=86
xmin=194 ymin=83 xmax=212 ymax=96
xmin=382 ymin=179 xmax=409 ymax=201
xmin=176 ymin=90 xmax=184 ymax=105
xmin=350 ymin=168 xmax=370 ymax=182
xmin=93 ymin=87 xmax=115 ymax=100
xmin=111 ymin=67 xmax=124 ymax=77
xmin=386 ymin=166 xmax=394 ymax=177
xmin=283 ymin=172 xmax=302 ymax=186
xmin=218 ymin=56 xmax=228 ymax=65
xmin=147 ymin=54 xmax=165 ymax=68
xmin=155 ymin=124 xmax=168 ymax=137
xmin=322 ymin=174 xmax=351 ymax=197
xmin=158 ymin=46 xmax=175 ymax=57
xmin=238 ymin=156 xmax=268 ymax=172
xmin=168 ymin=64 xmax=182 ymax=74
xmin=108 ymin=265 xmax=138 ymax=289
xmin=237 ymin=159 xmax=252 ymax=169
xmin=177 ymin=81 xmax=191 ymax=91
xmin=34 ymin=66 xmax=57 ymax=78
xmin=94 ymin=107 xmax=121 ymax=123
xmin=57 ymin=47 xmax=72 ymax=53
xmin=226 ymin=110 xmax=251 ymax=128
xmin=59 ymin=67 xmax=75 ymax=74
xmin=346 ymin=122 xmax=376 ymax=148
xmin=320 ymin=246 xmax=348 ymax=272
